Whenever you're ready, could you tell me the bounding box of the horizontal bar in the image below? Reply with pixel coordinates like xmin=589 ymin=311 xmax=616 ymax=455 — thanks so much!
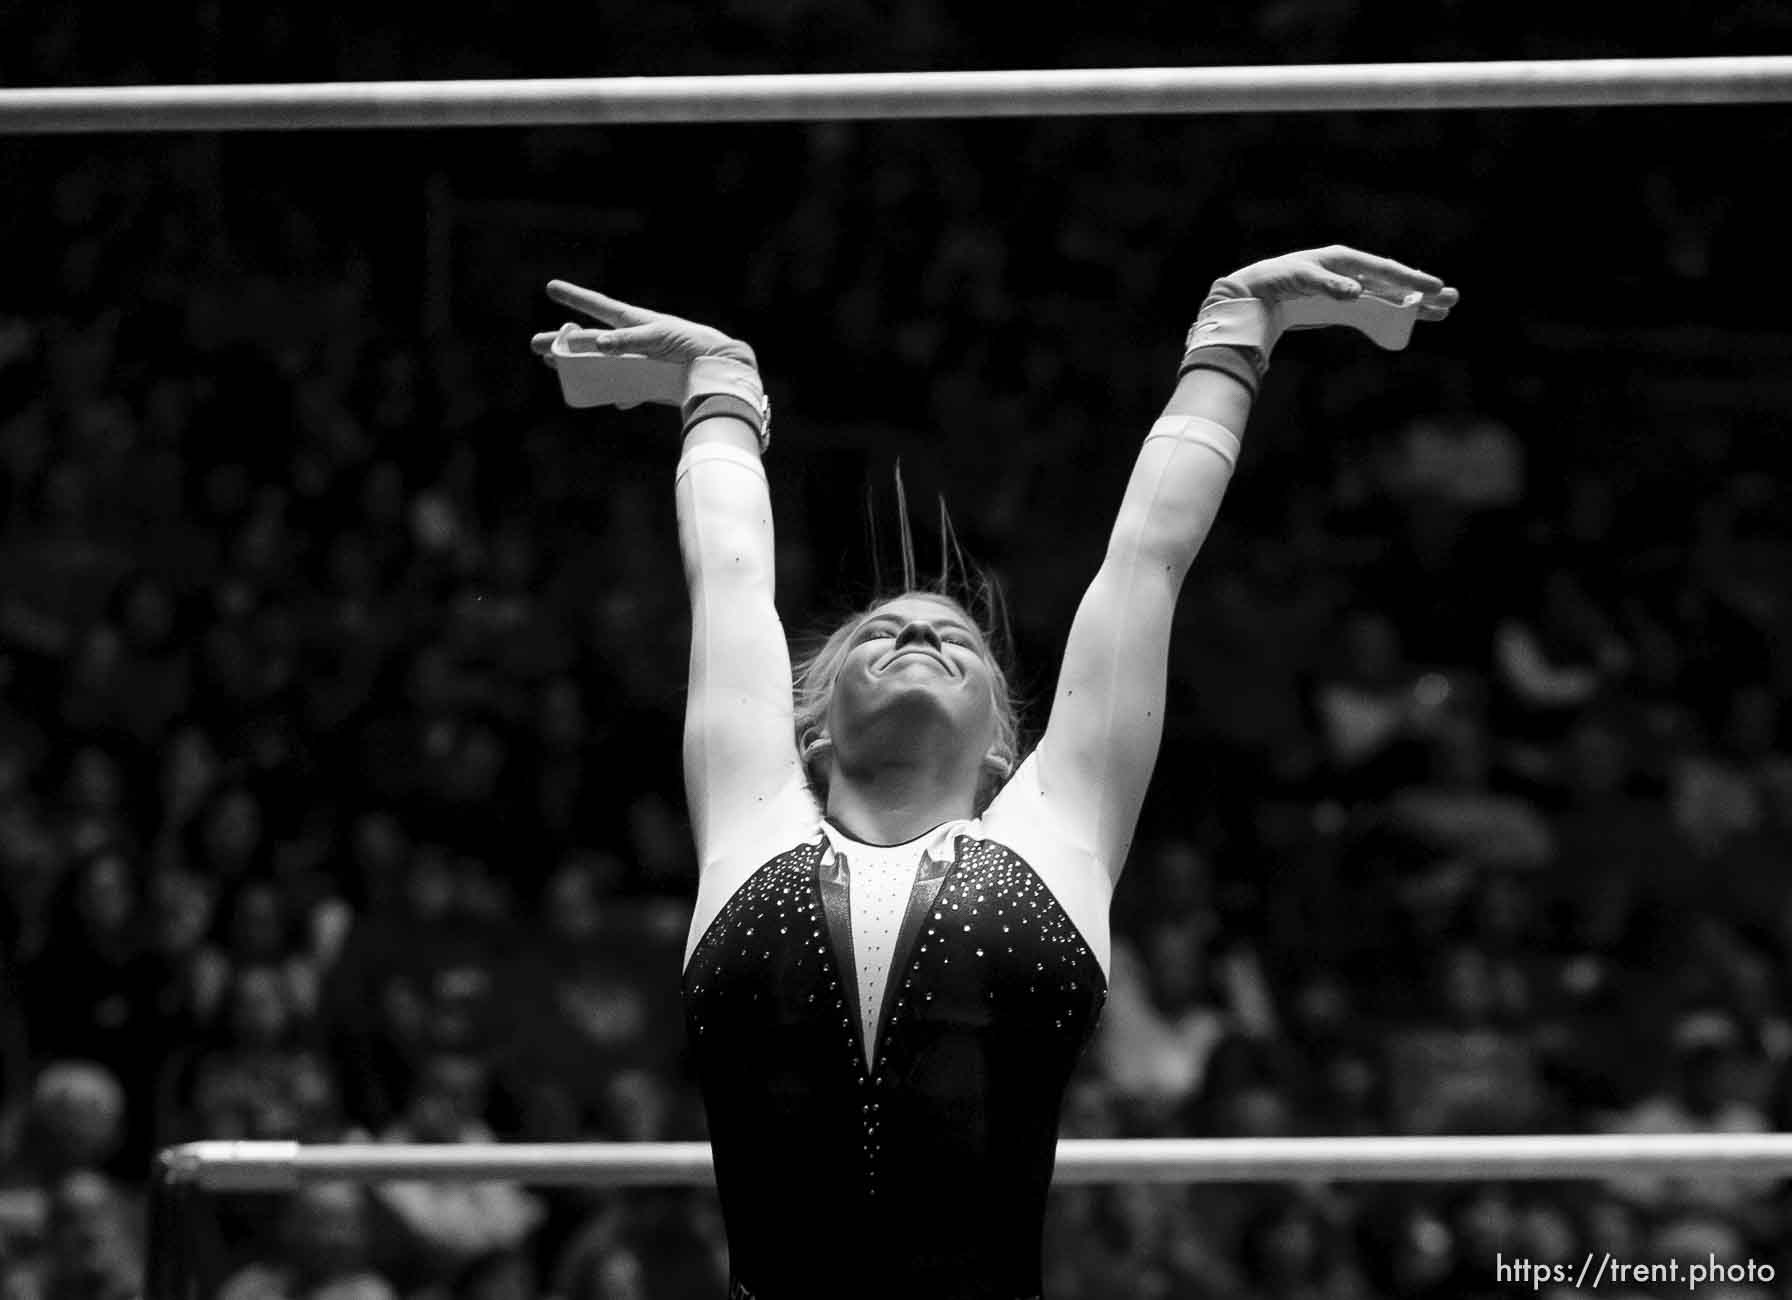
xmin=161 ymin=1134 xmax=1792 ymax=1191
xmin=4 ymin=59 xmax=1792 ymax=134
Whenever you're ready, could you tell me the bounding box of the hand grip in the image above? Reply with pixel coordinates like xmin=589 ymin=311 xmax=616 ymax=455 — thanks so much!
xmin=1277 ymin=290 xmax=1422 ymax=350
xmin=549 ymin=330 xmax=686 ymax=409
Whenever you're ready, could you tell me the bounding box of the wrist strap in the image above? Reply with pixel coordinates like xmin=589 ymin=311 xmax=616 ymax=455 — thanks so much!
xmin=1178 ymin=294 xmax=1277 ymax=396
xmin=685 ymin=355 xmax=763 ymax=406
xmin=681 ymin=393 xmax=770 ymax=450
xmin=684 ymin=355 xmax=770 ymax=451
xmin=1178 ymin=346 xmax=1261 ymax=398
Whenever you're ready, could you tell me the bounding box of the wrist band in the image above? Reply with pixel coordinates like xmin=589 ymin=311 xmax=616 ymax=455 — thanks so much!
xmin=681 ymin=393 xmax=771 ymax=451
xmin=684 ymin=354 xmax=771 ymax=451
xmin=1177 ymin=345 xmax=1261 ymax=398
xmin=1178 ymin=291 xmax=1277 ymax=396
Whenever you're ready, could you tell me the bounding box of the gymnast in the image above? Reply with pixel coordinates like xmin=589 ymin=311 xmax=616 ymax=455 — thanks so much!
xmin=532 ymin=246 xmax=1456 ymax=1300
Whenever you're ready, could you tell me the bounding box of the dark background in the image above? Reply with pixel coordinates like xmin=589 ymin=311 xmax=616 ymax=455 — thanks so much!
xmin=2 ymin=5 xmax=1792 ymax=1298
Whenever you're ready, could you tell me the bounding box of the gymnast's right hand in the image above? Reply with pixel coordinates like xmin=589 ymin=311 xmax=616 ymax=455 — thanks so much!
xmin=529 ymin=281 xmax=758 ymax=376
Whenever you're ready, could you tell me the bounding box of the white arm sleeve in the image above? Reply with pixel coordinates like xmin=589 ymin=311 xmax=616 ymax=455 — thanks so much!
xmin=1030 ymin=415 xmax=1239 ymax=888
xmin=676 ymin=443 xmax=818 ymax=963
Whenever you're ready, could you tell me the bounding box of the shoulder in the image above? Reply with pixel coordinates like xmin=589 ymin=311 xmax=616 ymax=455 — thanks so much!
xmin=685 ymin=816 xmax=825 ymax=971
xmin=979 ymin=751 xmax=1106 ymax=875
xmin=975 ymin=754 xmax=1113 ymax=977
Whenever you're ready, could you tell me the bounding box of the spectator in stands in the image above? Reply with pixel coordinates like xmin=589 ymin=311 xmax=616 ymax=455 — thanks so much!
xmin=0 ymin=1172 xmax=139 ymax=1300
xmin=1386 ymin=941 xmax=1544 ymax=1135
xmin=141 ymin=863 xmax=220 ymax=1051
xmin=527 ymin=674 xmax=606 ymax=856
xmin=167 ymin=963 xmax=337 ymax=1144
xmin=1385 ymin=362 xmax=1524 ymax=512
xmin=52 ymin=743 xmax=134 ymax=862
xmin=506 ymin=851 xmax=679 ymax=1140
xmin=1235 ymin=1191 xmax=1364 ymax=1300
xmin=1096 ymin=912 xmax=1235 ymax=1132
xmin=1491 ymin=569 xmax=1630 ymax=776
xmin=1605 ymin=1009 xmax=1774 ymax=1222
xmin=1312 ymin=609 xmax=1452 ymax=801
xmin=0 ymin=801 xmax=62 ymax=970
xmin=1673 ymin=683 xmax=1791 ymax=859
xmin=370 ymin=1052 xmax=542 ymax=1287
xmin=217 ymin=1182 xmax=396 ymax=1300
xmin=20 ymin=847 xmax=159 ymax=1159
xmin=99 ymin=569 xmax=192 ymax=753
xmin=198 ymin=876 xmax=324 ymax=1024
xmin=0 ymin=1062 xmax=128 ymax=1248
xmin=184 ymin=780 xmax=271 ymax=882
xmin=150 ymin=719 xmax=222 ymax=857
xmin=1389 ymin=710 xmax=1555 ymax=871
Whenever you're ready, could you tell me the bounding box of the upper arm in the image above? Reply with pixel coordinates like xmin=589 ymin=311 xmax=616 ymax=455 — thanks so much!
xmin=675 ymin=439 xmax=811 ymax=869
xmin=1031 ymin=416 xmax=1238 ymax=883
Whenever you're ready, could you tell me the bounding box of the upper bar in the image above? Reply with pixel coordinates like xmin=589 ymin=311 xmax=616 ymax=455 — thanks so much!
xmin=4 ymin=58 xmax=1792 ymax=133
xmin=162 ymin=1134 xmax=1792 ymax=1190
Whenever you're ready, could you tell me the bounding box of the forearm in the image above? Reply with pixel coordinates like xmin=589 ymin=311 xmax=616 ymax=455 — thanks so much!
xmin=682 ymin=412 xmax=763 ymax=460
xmin=675 ymin=424 xmax=776 ymax=597
xmin=674 ymin=347 xmax=778 ymax=590
xmin=673 ymin=411 xmax=801 ymax=866
xmin=1106 ymin=364 xmax=1252 ymax=576
xmin=1160 ymin=357 xmax=1254 ymax=434
xmin=1111 ymin=242 xmax=1451 ymax=572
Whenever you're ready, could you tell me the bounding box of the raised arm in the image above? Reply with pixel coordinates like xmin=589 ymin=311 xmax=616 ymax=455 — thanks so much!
xmin=674 ymin=413 xmax=810 ymax=870
xmin=1032 ymin=248 xmax=1458 ymax=881
xmin=533 ymin=284 xmax=807 ymax=872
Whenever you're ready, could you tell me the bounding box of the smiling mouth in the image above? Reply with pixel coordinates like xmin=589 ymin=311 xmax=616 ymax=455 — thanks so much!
xmin=882 ymin=648 xmax=950 ymax=673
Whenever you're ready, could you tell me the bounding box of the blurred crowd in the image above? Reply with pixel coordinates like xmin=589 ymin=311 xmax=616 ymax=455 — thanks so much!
xmin=4 ymin=2 xmax=1792 ymax=1299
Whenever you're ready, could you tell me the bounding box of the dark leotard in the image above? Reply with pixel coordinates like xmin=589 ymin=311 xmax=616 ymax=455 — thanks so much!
xmin=684 ymin=816 xmax=1105 ymax=1300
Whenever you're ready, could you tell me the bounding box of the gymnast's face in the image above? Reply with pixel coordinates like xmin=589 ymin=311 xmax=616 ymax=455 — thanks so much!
xmin=827 ymin=595 xmax=998 ymax=774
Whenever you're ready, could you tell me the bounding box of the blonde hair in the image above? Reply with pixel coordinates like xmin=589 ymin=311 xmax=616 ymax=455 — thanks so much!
xmin=794 ymin=468 xmax=1026 ymax=812
xmin=792 ymin=586 xmax=1023 ymax=813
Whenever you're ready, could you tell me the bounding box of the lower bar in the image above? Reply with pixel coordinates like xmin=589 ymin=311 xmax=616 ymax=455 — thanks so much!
xmin=158 ymin=1133 xmax=1792 ymax=1190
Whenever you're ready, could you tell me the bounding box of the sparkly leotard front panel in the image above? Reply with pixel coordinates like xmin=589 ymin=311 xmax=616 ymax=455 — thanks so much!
xmin=683 ymin=832 xmax=1106 ymax=1300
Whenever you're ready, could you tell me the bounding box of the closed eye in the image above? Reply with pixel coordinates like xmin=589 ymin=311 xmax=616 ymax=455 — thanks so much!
xmin=855 ymin=618 xmax=979 ymax=650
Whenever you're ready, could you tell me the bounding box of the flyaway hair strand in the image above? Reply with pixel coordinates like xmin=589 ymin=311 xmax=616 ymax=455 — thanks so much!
xmin=894 ymin=459 xmax=917 ymax=593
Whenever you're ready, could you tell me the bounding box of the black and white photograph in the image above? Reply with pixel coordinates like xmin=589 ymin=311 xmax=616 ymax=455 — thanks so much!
xmin=2 ymin=9 xmax=1791 ymax=1299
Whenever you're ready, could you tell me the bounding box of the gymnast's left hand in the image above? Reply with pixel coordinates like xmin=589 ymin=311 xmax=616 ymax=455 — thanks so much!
xmin=1213 ymin=245 xmax=1459 ymax=319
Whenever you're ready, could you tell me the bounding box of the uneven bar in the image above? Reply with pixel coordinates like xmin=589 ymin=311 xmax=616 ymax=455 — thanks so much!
xmin=158 ymin=1134 xmax=1792 ymax=1190
xmin=4 ymin=58 xmax=1792 ymax=133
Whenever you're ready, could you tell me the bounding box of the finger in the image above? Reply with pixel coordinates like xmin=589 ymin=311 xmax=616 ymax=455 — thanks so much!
xmin=1319 ymin=247 xmax=1445 ymax=294
xmin=531 ymin=322 xmax=604 ymax=354
xmin=545 ymin=280 xmax=655 ymax=327
xmin=1415 ymin=287 xmax=1460 ymax=322
xmin=550 ymin=324 xmax=659 ymax=355
xmin=1311 ymin=270 xmax=1363 ymax=300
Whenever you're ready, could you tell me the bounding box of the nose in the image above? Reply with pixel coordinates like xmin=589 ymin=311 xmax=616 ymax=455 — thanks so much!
xmin=892 ymin=621 xmax=943 ymax=652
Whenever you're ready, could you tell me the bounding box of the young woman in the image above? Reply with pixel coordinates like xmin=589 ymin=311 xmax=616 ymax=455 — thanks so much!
xmin=533 ymin=246 xmax=1455 ymax=1300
